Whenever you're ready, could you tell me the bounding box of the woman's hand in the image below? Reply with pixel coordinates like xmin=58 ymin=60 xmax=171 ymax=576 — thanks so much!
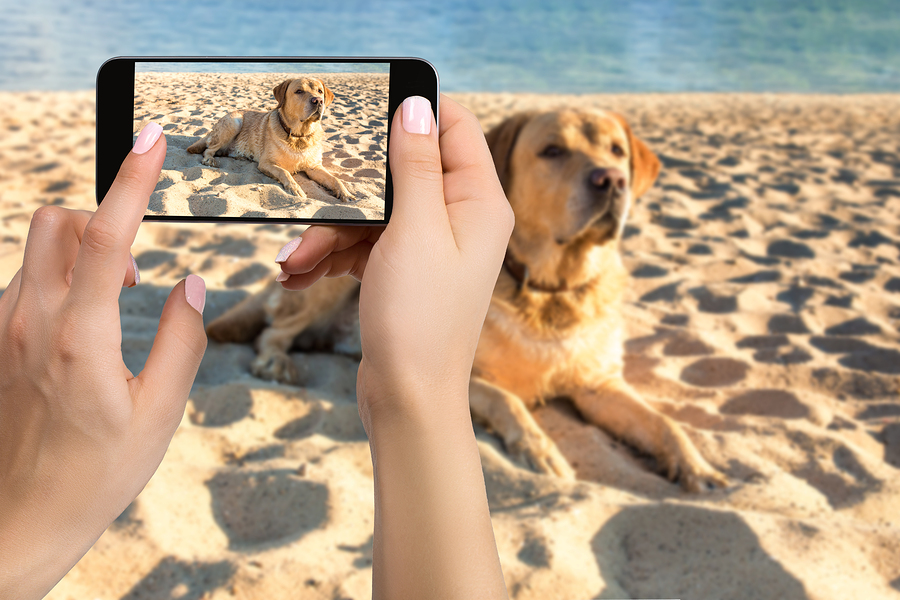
xmin=0 ymin=124 xmax=208 ymax=600
xmin=275 ymin=95 xmax=514 ymax=599
xmin=276 ymin=95 xmax=514 ymax=420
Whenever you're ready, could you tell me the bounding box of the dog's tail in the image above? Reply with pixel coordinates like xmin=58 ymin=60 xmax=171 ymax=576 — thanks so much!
xmin=205 ymin=283 xmax=271 ymax=343
xmin=186 ymin=137 xmax=208 ymax=154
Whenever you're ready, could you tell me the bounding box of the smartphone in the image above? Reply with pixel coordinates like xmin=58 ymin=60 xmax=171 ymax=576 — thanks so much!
xmin=96 ymin=57 xmax=439 ymax=224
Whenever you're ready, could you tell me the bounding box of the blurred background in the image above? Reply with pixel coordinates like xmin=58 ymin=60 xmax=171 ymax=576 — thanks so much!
xmin=1 ymin=0 xmax=898 ymax=93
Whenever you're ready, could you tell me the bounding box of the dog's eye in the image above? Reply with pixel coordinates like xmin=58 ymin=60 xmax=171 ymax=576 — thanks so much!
xmin=540 ymin=145 xmax=566 ymax=158
xmin=612 ymin=143 xmax=625 ymax=157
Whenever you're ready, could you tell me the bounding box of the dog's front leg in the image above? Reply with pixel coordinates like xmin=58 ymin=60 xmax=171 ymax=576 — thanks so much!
xmin=470 ymin=377 xmax=575 ymax=479
xmin=259 ymin=161 xmax=306 ymax=197
xmin=304 ymin=166 xmax=351 ymax=201
xmin=571 ymin=379 xmax=728 ymax=492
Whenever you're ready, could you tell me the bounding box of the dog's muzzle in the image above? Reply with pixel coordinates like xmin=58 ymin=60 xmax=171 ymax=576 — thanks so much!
xmin=584 ymin=166 xmax=628 ymax=226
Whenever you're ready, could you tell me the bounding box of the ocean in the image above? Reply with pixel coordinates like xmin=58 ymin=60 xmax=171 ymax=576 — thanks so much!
xmin=0 ymin=0 xmax=897 ymax=92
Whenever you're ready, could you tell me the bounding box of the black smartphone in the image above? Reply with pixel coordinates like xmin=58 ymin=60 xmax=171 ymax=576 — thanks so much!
xmin=96 ymin=56 xmax=439 ymax=224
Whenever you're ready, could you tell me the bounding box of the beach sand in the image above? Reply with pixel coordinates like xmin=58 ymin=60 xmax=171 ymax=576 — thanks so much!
xmin=1 ymin=90 xmax=899 ymax=599
xmin=134 ymin=72 xmax=389 ymax=221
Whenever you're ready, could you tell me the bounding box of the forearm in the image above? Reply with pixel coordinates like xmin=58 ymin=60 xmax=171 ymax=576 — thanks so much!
xmin=366 ymin=390 xmax=508 ymax=600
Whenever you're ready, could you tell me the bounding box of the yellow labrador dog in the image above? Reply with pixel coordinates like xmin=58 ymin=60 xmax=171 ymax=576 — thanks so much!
xmin=187 ymin=77 xmax=350 ymax=201
xmin=206 ymin=107 xmax=728 ymax=492
xmin=473 ymin=109 xmax=727 ymax=492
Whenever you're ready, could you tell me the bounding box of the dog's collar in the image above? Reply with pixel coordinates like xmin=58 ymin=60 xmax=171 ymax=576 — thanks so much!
xmin=503 ymin=249 xmax=571 ymax=294
xmin=277 ymin=111 xmax=302 ymax=139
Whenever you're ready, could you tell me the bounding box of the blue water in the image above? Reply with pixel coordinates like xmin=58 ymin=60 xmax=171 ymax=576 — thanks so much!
xmin=0 ymin=0 xmax=897 ymax=92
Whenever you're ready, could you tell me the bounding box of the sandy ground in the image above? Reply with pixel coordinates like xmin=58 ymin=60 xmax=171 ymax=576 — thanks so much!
xmin=0 ymin=90 xmax=899 ymax=599
xmin=134 ymin=72 xmax=388 ymax=221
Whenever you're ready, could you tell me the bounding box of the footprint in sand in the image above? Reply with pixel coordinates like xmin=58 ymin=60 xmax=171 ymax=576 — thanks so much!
xmin=720 ymin=389 xmax=810 ymax=419
xmin=680 ymin=357 xmax=749 ymax=387
xmin=189 ymin=384 xmax=253 ymax=427
xmin=121 ymin=556 xmax=234 ymax=600
xmin=206 ymin=470 xmax=328 ymax=548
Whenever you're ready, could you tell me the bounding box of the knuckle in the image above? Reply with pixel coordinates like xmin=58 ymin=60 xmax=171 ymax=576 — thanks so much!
xmin=4 ymin=309 xmax=31 ymax=352
xmin=399 ymin=153 xmax=443 ymax=182
xmin=168 ymin=322 xmax=208 ymax=365
xmin=29 ymin=205 xmax=69 ymax=232
xmin=80 ymin=215 xmax=125 ymax=255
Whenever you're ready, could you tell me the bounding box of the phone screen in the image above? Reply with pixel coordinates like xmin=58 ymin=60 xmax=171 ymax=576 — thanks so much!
xmin=132 ymin=61 xmax=389 ymax=221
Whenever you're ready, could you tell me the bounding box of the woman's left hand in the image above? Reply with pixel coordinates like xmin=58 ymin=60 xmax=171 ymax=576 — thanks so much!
xmin=0 ymin=124 xmax=208 ymax=600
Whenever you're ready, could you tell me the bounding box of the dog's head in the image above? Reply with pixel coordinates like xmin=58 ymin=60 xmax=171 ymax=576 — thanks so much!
xmin=273 ymin=78 xmax=335 ymax=127
xmin=486 ymin=108 xmax=660 ymax=288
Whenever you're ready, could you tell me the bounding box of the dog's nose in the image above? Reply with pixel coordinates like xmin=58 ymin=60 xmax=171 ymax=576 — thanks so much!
xmin=310 ymin=96 xmax=321 ymax=106
xmin=589 ymin=168 xmax=627 ymax=193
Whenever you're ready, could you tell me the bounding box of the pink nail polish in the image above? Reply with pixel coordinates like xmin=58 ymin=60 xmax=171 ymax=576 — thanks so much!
xmin=402 ymin=96 xmax=432 ymax=135
xmin=185 ymin=274 xmax=206 ymax=315
xmin=276 ymin=271 xmax=290 ymax=282
xmin=275 ymin=236 xmax=302 ymax=263
xmin=133 ymin=122 xmax=163 ymax=155
xmin=130 ymin=254 xmax=140 ymax=286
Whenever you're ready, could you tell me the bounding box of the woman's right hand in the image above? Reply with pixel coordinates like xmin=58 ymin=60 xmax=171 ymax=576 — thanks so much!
xmin=274 ymin=94 xmax=513 ymax=600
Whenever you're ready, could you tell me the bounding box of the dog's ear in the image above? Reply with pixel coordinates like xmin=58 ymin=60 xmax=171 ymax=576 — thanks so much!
xmin=485 ymin=112 xmax=536 ymax=193
xmin=611 ymin=112 xmax=660 ymax=199
xmin=273 ymin=79 xmax=293 ymax=110
xmin=322 ymin=83 xmax=335 ymax=107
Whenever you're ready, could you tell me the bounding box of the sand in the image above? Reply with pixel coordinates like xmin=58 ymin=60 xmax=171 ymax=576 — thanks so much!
xmin=0 ymin=89 xmax=899 ymax=599
xmin=134 ymin=72 xmax=389 ymax=221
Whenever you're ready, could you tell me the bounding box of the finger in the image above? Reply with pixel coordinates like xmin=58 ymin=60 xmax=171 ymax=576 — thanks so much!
xmin=435 ymin=97 xmax=515 ymax=256
xmin=387 ymin=96 xmax=448 ymax=232
xmin=132 ymin=275 xmax=207 ymax=435
xmin=17 ymin=207 xmax=91 ymax=305
xmin=278 ymin=242 xmax=373 ymax=290
xmin=69 ymin=123 xmax=164 ymax=310
xmin=276 ymin=225 xmax=381 ymax=275
xmin=20 ymin=206 xmax=142 ymax=302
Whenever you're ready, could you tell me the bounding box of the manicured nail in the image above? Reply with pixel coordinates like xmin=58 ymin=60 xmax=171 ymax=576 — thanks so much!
xmin=130 ymin=254 xmax=140 ymax=287
xmin=133 ymin=122 xmax=163 ymax=155
xmin=275 ymin=271 xmax=290 ymax=282
xmin=275 ymin=236 xmax=302 ymax=263
xmin=402 ymin=96 xmax=431 ymax=135
xmin=185 ymin=274 xmax=206 ymax=315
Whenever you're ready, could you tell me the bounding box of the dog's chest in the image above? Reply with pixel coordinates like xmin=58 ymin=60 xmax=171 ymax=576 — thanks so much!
xmin=474 ymin=299 xmax=625 ymax=401
xmin=279 ymin=138 xmax=323 ymax=168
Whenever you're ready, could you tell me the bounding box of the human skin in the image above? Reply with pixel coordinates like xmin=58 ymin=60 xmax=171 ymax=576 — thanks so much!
xmin=0 ymin=124 xmax=208 ymax=599
xmin=275 ymin=95 xmax=514 ymax=600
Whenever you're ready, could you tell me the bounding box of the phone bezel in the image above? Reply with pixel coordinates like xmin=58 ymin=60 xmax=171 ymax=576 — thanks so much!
xmin=96 ymin=56 xmax=440 ymax=225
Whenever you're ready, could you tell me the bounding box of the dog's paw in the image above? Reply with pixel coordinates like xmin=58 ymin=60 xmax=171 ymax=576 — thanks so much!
xmin=283 ymin=180 xmax=306 ymax=197
xmin=509 ymin=429 xmax=577 ymax=480
xmin=664 ymin=455 xmax=729 ymax=492
xmin=678 ymin=465 xmax=730 ymax=492
xmin=331 ymin=181 xmax=352 ymax=202
xmin=201 ymin=156 xmax=219 ymax=168
xmin=251 ymin=351 xmax=302 ymax=386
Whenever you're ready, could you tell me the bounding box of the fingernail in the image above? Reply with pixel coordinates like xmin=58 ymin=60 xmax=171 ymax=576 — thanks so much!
xmin=133 ymin=122 xmax=163 ymax=155
xmin=130 ymin=254 xmax=140 ymax=287
xmin=402 ymin=96 xmax=431 ymax=135
xmin=185 ymin=274 xmax=206 ymax=315
xmin=275 ymin=271 xmax=290 ymax=282
xmin=275 ymin=236 xmax=302 ymax=263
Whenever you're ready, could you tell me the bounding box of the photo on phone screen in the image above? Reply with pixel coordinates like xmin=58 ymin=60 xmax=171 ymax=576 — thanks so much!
xmin=133 ymin=61 xmax=389 ymax=221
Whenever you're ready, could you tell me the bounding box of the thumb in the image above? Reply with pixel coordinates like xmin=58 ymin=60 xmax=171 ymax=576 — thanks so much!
xmin=133 ymin=274 xmax=207 ymax=431
xmin=388 ymin=96 xmax=445 ymax=230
